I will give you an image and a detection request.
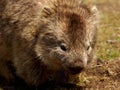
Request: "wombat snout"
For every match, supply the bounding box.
[66,59,85,74]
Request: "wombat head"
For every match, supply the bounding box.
[35,0,99,74]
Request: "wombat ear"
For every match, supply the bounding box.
[90,5,99,27]
[90,5,98,15]
[80,0,83,3]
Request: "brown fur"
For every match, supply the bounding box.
[0,0,99,88]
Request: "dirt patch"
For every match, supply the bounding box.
[77,58,120,90]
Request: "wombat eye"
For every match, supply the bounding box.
[86,46,90,50]
[86,42,92,51]
[60,43,68,52]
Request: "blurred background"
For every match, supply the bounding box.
[85,0,120,60]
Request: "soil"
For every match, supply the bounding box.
[79,58,120,90]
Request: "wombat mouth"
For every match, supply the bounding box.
[68,66,84,75]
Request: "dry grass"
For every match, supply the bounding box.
[78,58,120,90]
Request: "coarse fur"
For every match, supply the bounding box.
[0,0,99,88]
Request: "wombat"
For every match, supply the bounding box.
[0,0,99,88]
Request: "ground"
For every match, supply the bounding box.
[78,58,120,90]
[93,0,120,60]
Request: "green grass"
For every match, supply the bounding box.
[85,0,120,60]
[97,12,120,60]
[84,0,107,4]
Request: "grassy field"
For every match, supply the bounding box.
[85,0,120,60]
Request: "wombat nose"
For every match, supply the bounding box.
[68,66,83,74]
[60,43,68,51]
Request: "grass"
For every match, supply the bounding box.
[85,0,120,60]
